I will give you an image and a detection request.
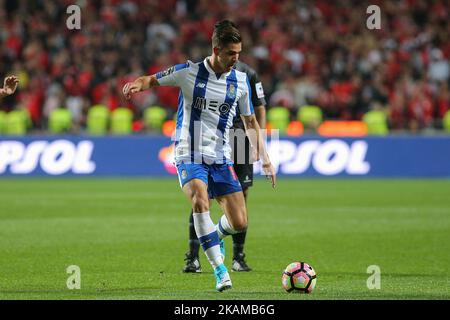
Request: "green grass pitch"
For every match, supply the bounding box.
[0,178,449,300]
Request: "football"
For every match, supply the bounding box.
[282,262,317,293]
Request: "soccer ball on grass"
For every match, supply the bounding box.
[281,262,317,293]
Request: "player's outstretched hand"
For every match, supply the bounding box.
[262,162,276,188]
[122,80,143,100]
[1,75,19,96]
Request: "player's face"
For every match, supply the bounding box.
[217,42,241,72]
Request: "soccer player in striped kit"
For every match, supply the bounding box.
[123,20,276,292]
[182,57,267,274]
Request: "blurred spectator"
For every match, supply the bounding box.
[436,82,450,121]
[428,48,450,83]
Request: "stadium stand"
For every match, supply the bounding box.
[144,106,168,132]
[87,105,109,135]
[286,120,304,137]
[48,108,72,134]
[267,107,290,133]
[0,1,448,135]
[443,110,450,133]
[298,105,323,130]
[4,109,30,135]
[363,110,389,136]
[0,110,6,134]
[110,107,133,135]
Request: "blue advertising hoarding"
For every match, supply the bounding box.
[0,136,449,177]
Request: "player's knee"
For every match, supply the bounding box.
[192,195,209,213]
[234,221,247,233]
[232,214,248,232]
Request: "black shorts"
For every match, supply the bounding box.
[231,130,253,189]
[234,163,253,189]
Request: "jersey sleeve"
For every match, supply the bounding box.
[238,75,255,116]
[155,62,190,87]
[249,72,267,108]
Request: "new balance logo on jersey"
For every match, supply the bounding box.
[196,82,206,88]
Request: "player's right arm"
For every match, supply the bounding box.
[122,62,190,100]
[123,75,159,100]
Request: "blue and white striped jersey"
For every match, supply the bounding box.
[156,57,255,164]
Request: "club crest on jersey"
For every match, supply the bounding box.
[226,83,237,100]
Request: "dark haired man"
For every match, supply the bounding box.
[183,57,267,273]
[123,20,275,292]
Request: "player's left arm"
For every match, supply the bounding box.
[238,72,274,185]
[242,113,276,188]
[0,75,19,98]
[238,74,275,187]
[254,105,266,130]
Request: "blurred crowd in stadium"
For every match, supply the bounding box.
[0,0,449,135]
